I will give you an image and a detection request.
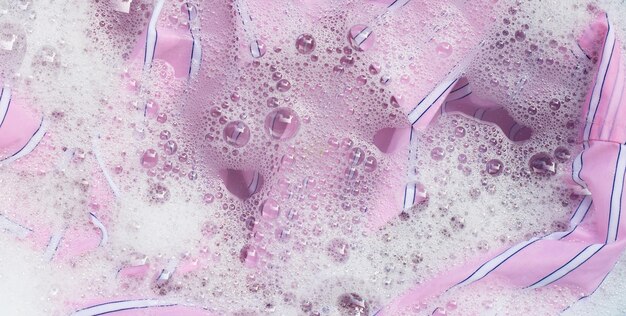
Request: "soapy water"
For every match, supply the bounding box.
[1,0,626,315]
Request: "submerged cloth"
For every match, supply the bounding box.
[381,13,626,315]
[1,1,626,315]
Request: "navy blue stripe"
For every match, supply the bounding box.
[410,79,457,124]
[569,196,588,221]
[576,151,584,185]
[76,299,143,311]
[448,91,471,103]
[560,258,619,313]
[143,29,149,65]
[0,92,11,128]
[507,123,517,136]
[450,82,469,93]
[586,19,614,142]
[527,244,605,288]
[353,27,372,44]
[189,39,195,77]
[606,145,622,243]
[387,0,401,8]
[0,118,45,162]
[154,30,158,63]
[559,201,593,240]
[455,238,541,286]
[92,303,177,316]
[0,215,34,232]
[402,184,408,207]
[576,42,592,60]
[613,149,625,242]
[188,6,195,77]
[615,146,626,241]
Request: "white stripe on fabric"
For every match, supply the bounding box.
[527,244,605,289]
[571,16,614,189]
[248,171,260,195]
[455,196,593,286]
[607,144,626,242]
[250,40,262,58]
[600,53,624,140]
[143,0,165,71]
[43,230,64,261]
[452,14,620,297]
[236,0,265,59]
[583,16,615,145]
[607,69,626,141]
[353,27,373,47]
[387,0,412,11]
[0,118,47,165]
[407,45,481,126]
[157,257,179,284]
[474,108,486,120]
[527,141,625,288]
[456,237,541,287]
[0,86,11,128]
[441,82,471,114]
[572,151,586,188]
[447,82,471,101]
[235,0,253,26]
[0,214,32,239]
[509,123,523,139]
[89,212,109,246]
[92,134,121,198]
[187,4,202,78]
[403,182,416,209]
[71,299,177,316]
[408,78,458,125]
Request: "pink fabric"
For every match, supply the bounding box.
[379,13,626,315]
[2,2,625,315]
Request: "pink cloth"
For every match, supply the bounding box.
[379,13,626,315]
[2,1,625,315]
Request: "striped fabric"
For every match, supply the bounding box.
[139,0,201,78]
[441,78,533,142]
[135,0,202,115]
[70,299,212,316]
[0,85,47,165]
[381,13,626,315]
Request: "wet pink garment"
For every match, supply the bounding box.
[2,1,625,315]
[379,13,626,315]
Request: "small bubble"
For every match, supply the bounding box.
[554,146,571,162]
[368,63,381,75]
[141,149,159,168]
[276,79,291,92]
[295,34,316,54]
[436,42,453,58]
[260,199,280,220]
[529,152,557,175]
[223,121,251,147]
[486,159,504,176]
[327,238,349,263]
[163,140,178,155]
[549,98,561,110]
[264,107,300,141]
[431,147,445,161]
